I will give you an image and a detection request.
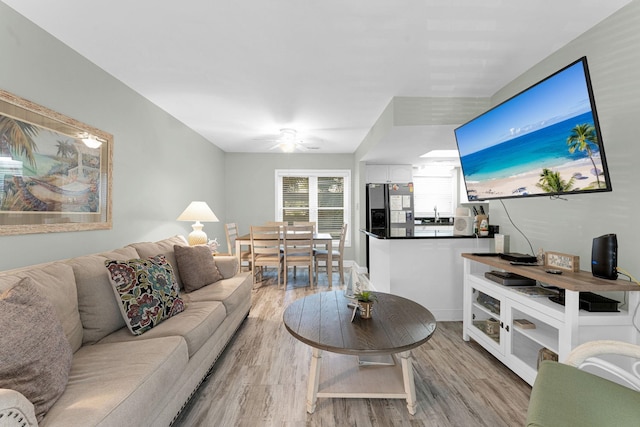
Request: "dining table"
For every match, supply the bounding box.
[235,232,335,288]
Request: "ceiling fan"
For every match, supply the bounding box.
[256,128,319,152]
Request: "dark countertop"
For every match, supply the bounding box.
[414,218,455,225]
[362,229,493,240]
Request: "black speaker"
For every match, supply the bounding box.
[591,234,618,280]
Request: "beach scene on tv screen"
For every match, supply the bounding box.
[456,60,608,200]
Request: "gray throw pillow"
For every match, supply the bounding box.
[0,277,73,422]
[174,245,224,292]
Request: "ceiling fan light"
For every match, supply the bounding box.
[279,128,297,142]
[280,141,296,152]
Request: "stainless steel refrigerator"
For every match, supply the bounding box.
[366,183,415,237]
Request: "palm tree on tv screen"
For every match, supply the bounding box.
[537,168,575,193]
[566,123,602,188]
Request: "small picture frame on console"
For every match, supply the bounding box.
[537,347,558,369]
[545,251,580,272]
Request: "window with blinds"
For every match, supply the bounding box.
[276,170,350,245]
[413,175,455,218]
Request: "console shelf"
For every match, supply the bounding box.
[462,254,640,386]
[513,323,558,353]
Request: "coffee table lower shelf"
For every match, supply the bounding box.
[307,349,417,414]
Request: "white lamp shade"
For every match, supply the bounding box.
[177,201,218,245]
[177,201,219,222]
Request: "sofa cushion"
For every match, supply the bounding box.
[212,255,240,279]
[98,301,227,357]
[174,244,224,292]
[0,262,83,353]
[105,255,185,336]
[184,272,252,315]
[128,235,188,289]
[66,247,139,345]
[41,337,188,427]
[0,277,73,422]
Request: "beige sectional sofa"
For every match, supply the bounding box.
[0,236,252,427]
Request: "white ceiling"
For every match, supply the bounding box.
[2,0,631,163]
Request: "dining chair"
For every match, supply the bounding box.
[225,223,251,271]
[265,221,287,227]
[314,223,347,285]
[283,225,315,288]
[250,225,283,286]
[292,222,317,275]
[265,221,287,253]
[293,221,316,232]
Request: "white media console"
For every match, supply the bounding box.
[462,254,640,386]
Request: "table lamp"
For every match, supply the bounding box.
[177,201,219,245]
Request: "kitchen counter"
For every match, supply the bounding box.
[364,229,492,321]
[362,229,490,239]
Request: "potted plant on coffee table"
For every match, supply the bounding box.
[353,290,377,319]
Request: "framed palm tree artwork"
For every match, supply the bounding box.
[0,89,112,235]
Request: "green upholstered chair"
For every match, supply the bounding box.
[526,340,640,427]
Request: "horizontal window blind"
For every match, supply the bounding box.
[282,177,310,223]
[318,177,344,238]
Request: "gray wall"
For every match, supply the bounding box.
[224,152,355,259]
[0,4,227,269]
[488,1,640,272]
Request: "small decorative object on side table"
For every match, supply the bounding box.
[207,238,220,253]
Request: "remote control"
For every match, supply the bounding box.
[510,261,539,266]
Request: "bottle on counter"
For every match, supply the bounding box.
[479,219,489,236]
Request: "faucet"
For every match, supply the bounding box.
[434,205,439,223]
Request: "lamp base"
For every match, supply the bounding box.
[188,221,208,246]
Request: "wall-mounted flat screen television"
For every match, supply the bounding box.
[454,57,612,201]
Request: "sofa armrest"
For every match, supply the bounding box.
[213,256,239,279]
[565,340,640,391]
[0,389,38,427]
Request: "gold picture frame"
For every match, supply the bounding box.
[545,251,580,272]
[0,89,112,235]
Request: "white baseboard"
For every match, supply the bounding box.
[346,260,368,275]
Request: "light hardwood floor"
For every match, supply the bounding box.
[173,268,531,427]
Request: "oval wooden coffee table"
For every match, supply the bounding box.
[283,290,437,414]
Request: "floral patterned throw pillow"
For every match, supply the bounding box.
[104,255,185,335]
